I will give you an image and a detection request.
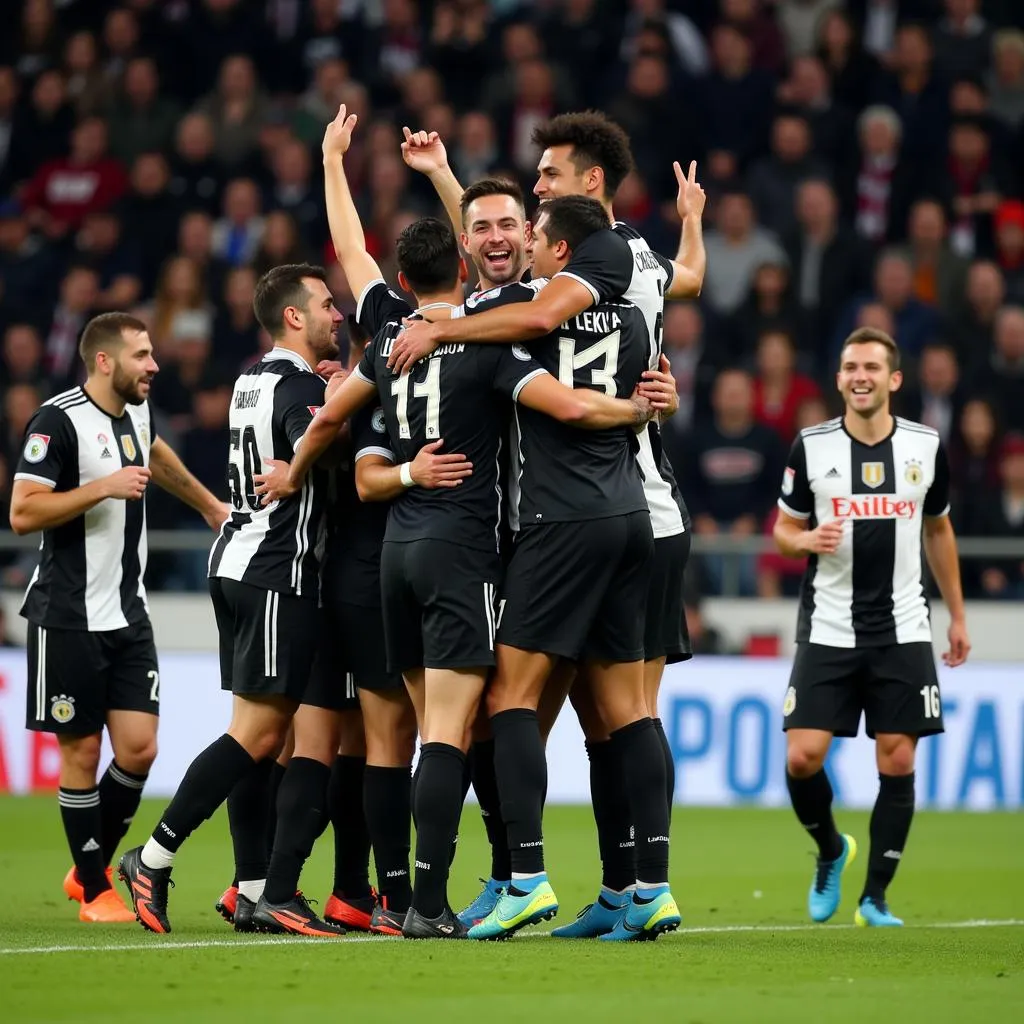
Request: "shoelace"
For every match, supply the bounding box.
[813,856,835,894]
[148,873,174,908]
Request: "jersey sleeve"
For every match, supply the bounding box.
[14,404,77,488]
[273,372,328,453]
[457,280,546,317]
[652,249,674,292]
[556,228,634,306]
[924,439,951,517]
[355,278,412,337]
[778,434,813,520]
[490,345,549,402]
[352,402,396,464]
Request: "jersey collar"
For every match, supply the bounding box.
[265,346,313,373]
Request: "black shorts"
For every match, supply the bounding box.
[380,539,502,674]
[783,642,944,739]
[25,619,159,735]
[645,530,692,664]
[498,511,654,662]
[210,577,318,701]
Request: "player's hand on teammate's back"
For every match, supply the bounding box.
[316,360,344,378]
[105,466,151,501]
[388,319,442,374]
[325,370,349,400]
[943,618,971,668]
[674,160,706,221]
[411,440,473,488]
[401,127,449,175]
[638,354,679,416]
[254,459,296,505]
[628,388,655,426]
[804,520,844,555]
[323,104,358,158]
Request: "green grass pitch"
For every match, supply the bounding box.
[1,797,1022,1022]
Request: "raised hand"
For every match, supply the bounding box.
[323,104,358,158]
[674,160,707,221]
[400,126,449,176]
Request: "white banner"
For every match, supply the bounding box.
[1,652,1021,809]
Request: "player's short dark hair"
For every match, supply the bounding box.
[253,263,328,338]
[841,327,901,372]
[532,111,634,199]
[395,217,461,293]
[79,312,148,371]
[535,194,611,253]
[459,178,526,226]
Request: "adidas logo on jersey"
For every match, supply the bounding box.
[100,447,112,459]
[825,467,840,478]
[831,496,918,520]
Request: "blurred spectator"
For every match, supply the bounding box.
[211,178,265,267]
[0,66,19,194]
[169,112,223,215]
[720,0,787,75]
[137,254,208,356]
[148,308,213,433]
[751,329,822,444]
[974,433,1024,598]
[728,260,802,361]
[252,210,310,278]
[63,29,108,116]
[0,203,62,320]
[196,54,270,169]
[952,258,1005,358]
[968,305,1024,432]
[542,0,617,108]
[897,198,970,320]
[266,138,324,251]
[661,302,719,438]
[13,0,61,82]
[776,54,856,170]
[2,323,47,391]
[621,0,710,78]
[993,199,1024,301]
[176,210,228,309]
[988,29,1024,131]
[933,0,993,80]
[183,0,270,102]
[212,265,260,370]
[3,382,42,472]
[777,1,843,60]
[10,69,75,188]
[901,342,963,443]
[367,0,425,104]
[73,207,142,312]
[683,568,727,655]
[121,152,181,294]
[949,396,1003,535]
[100,6,143,91]
[817,7,878,112]
[495,59,560,177]
[41,265,98,389]
[450,111,502,186]
[294,57,349,141]
[107,56,181,166]
[428,1,491,110]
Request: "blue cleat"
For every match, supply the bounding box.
[468,879,558,940]
[809,833,857,922]
[855,897,904,927]
[456,877,508,927]
[599,887,681,942]
[551,891,629,938]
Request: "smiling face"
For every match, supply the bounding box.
[109,329,159,405]
[299,276,342,362]
[528,211,570,280]
[534,145,596,202]
[462,193,528,288]
[837,341,901,419]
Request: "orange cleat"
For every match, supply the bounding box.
[79,888,136,923]
[324,890,376,932]
[63,865,114,903]
[215,884,238,924]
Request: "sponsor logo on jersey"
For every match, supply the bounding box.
[50,694,75,723]
[119,435,136,461]
[781,466,795,496]
[783,686,797,717]
[861,462,885,488]
[904,460,923,485]
[23,433,50,463]
[372,407,386,433]
[512,344,532,362]
[831,496,918,520]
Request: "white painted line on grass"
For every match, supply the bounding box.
[2,919,1021,956]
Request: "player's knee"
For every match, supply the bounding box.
[61,733,103,777]
[115,735,158,774]
[877,737,916,776]
[786,745,825,778]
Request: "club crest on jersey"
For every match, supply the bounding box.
[904,460,923,486]
[50,695,75,723]
[861,462,885,488]
[119,435,136,461]
[372,408,387,433]
[97,432,109,445]
[23,433,50,463]
[781,466,795,496]
[512,344,531,362]
[783,686,797,717]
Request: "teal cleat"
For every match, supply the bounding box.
[599,888,681,942]
[467,880,558,940]
[456,877,508,927]
[809,833,857,923]
[855,897,904,927]
[551,893,629,938]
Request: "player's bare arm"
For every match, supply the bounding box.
[254,372,377,503]
[9,468,151,535]
[400,128,465,240]
[355,441,474,501]
[323,104,383,302]
[773,509,844,558]
[517,373,656,428]
[665,160,706,300]
[149,437,229,531]
[922,514,971,668]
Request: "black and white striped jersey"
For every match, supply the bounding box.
[14,386,155,631]
[208,347,327,598]
[778,416,951,647]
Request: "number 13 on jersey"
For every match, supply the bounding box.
[558,331,620,395]
[392,359,442,439]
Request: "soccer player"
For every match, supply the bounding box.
[773,327,970,927]
[118,263,342,934]
[256,104,658,938]
[10,312,228,923]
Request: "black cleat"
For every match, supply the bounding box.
[402,905,469,940]
[118,846,173,934]
[234,893,258,933]
[252,892,345,937]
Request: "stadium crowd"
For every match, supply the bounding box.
[0,0,1023,601]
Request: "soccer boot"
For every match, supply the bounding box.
[252,892,345,937]
[468,879,558,941]
[118,846,174,934]
[456,877,508,927]
[552,892,630,938]
[808,834,857,923]
[600,888,681,942]
[79,888,137,923]
[855,897,904,927]
[369,897,406,936]
[215,884,238,924]
[233,893,258,933]
[402,905,469,939]
[324,889,376,932]
[63,865,114,903]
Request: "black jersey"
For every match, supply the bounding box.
[354,278,546,552]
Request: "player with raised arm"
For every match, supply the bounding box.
[118,264,343,934]
[774,327,970,928]
[10,312,227,923]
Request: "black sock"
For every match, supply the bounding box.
[59,786,109,901]
[329,755,371,898]
[364,765,412,912]
[151,734,254,855]
[227,757,274,883]
[586,740,635,892]
[264,757,331,904]
[411,742,465,919]
[471,739,510,880]
[97,762,147,866]
[786,769,843,860]
[610,718,669,886]
[862,773,915,903]
[653,719,675,818]
[449,752,473,867]
[264,760,286,861]
[493,708,546,876]
[410,760,422,830]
